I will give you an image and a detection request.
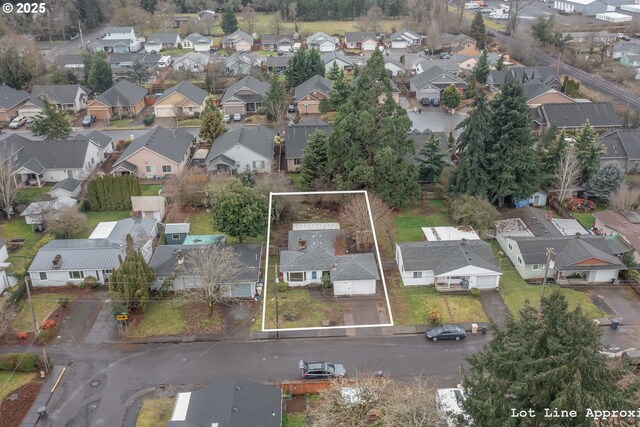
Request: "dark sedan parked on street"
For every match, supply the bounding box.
[299,360,346,379]
[426,324,466,342]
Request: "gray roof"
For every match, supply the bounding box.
[331,253,379,281]
[165,223,190,234]
[307,32,339,46]
[94,39,132,48]
[345,32,376,43]
[56,54,85,67]
[261,34,294,45]
[266,55,291,68]
[504,206,565,238]
[397,240,500,275]
[104,27,134,34]
[440,33,474,46]
[384,56,405,70]
[31,85,88,106]
[206,127,275,167]
[538,102,621,129]
[406,128,454,166]
[221,75,270,104]
[418,59,460,74]
[294,75,333,102]
[280,229,342,272]
[600,129,640,160]
[166,378,281,427]
[606,234,633,255]
[321,51,354,66]
[390,28,423,41]
[184,33,213,44]
[0,83,30,109]
[49,178,82,194]
[522,80,555,101]
[488,70,508,87]
[83,131,113,149]
[410,66,467,91]
[221,30,254,45]
[11,138,101,172]
[115,126,194,166]
[507,66,559,85]
[21,197,77,217]
[157,80,207,105]
[513,235,625,271]
[285,118,331,159]
[109,52,162,66]
[95,79,147,107]
[150,244,261,281]
[146,32,180,44]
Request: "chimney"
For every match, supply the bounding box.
[52,254,62,270]
[546,210,553,221]
[461,238,467,246]
[177,250,184,264]
[298,239,307,250]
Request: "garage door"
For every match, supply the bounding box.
[417,88,439,101]
[319,45,334,52]
[229,283,253,298]
[333,280,376,296]
[89,107,110,120]
[475,275,498,289]
[391,41,407,49]
[155,106,174,118]
[223,104,244,115]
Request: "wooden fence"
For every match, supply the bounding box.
[549,197,574,219]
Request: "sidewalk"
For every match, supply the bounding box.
[19,366,66,427]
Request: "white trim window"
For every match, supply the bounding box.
[413,271,422,279]
[517,257,523,266]
[532,264,541,270]
[39,272,47,280]
[145,165,156,173]
[287,272,305,282]
[69,271,84,279]
[162,165,172,173]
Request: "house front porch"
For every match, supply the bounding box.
[435,283,472,294]
[14,172,44,187]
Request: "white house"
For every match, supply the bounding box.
[21,197,78,229]
[395,239,501,290]
[384,57,405,76]
[48,178,82,199]
[103,27,137,42]
[389,29,424,49]
[205,127,275,174]
[306,32,339,52]
[131,196,167,220]
[145,32,181,53]
[344,32,377,50]
[182,33,213,52]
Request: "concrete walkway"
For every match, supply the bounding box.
[479,290,510,328]
[19,366,66,427]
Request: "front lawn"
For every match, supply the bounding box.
[109,118,135,128]
[160,48,190,56]
[573,212,596,230]
[13,293,70,333]
[0,372,36,402]
[283,413,307,427]
[178,118,201,127]
[394,199,450,242]
[140,184,164,196]
[136,397,174,427]
[127,300,223,337]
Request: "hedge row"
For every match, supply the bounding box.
[86,175,141,211]
[0,353,40,372]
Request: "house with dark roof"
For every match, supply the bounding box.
[306,32,339,52]
[266,55,290,74]
[294,75,333,115]
[321,51,355,73]
[144,32,181,53]
[28,217,158,286]
[167,378,281,427]
[0,83,30,123]
[206,126,275,173]
[495,206,625,283]
[531,102,622,132]
[414,58,461,76]
[486,70,508,91]
[165,223,190,245]
[221,30,254,52]
[86,79,147,122]
[344,32,378,50]
[261,34,295,53]
[506,66,561,89]
[521,80,575,108]
[219,52,259,75]
[109,53,164,71]
[284,118,331,171]
[406,129,454,175]
[594,210,640,262]
[150,244,262,296]
[48,178,82,199]
[280,223,380,296]
[600,129,640,171]
[153,80,208,119]
[182,33,213,52]
[220,75,270,115]
[389,28,424,49]
[395,239,501,290]
[111,127,195,178]
[440,33,477,53]
[410,66,467,101]
[18,85,90,116]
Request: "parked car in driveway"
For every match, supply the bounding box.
[426,324,466,341]
[82,114,97,127]
[223,114,230,123]
[420,98,431,106]
[431,98,440,107]
[9,115,27,129]
[233,113,242,122]
[299,360,346,379]
[25,117,34,128]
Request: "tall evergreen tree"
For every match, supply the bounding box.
[450,91,492,196]
[416,134,446,183]
[140,0,156,13]
[31,98,72,140]
[88,52,113,93]
[264,74,287,126]
[442,84,461,111]
[328,68,351,111]
[221,6,238,34]
[495,53,506,71]
[327,61,341,81]
[576,120,605,183]
[473,50,490,84]
[211,180,268,243]
[285,48,325,87]
[488,81,538,207]
[199,95,225,145]
[109,234,155,313]
[82,53,94,85]
[539,130,568,189]
[469,12,486,49]
[586,163,624,200]
[325,50,420,208]
[299,131,330,190]
[463,292,638,426]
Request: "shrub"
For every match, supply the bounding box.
[37,326,60,345]
[193,111,200,118]
[7,282,26,305]
[13,234,55,279]
[256,106,267,115]
[283,311,300,321]
[143,113,155,126]
[81,276,98,289]
[0,353,40,372]
[277,282,289,293]
[628,269,640,283]
[428,310,442,325]
[57,297,70,308]
[470,288,480,299]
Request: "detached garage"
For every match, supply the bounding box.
[331,253,380,296]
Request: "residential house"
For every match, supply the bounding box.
[4,134,102,186]
[284,118,331,171]
[600,128,640,171]
[413,59,461,76]
[103,27,137,42]
[21,197,78,230]
[78,131,114,159]
[306,32,339,52]
[0,83,30,123]
[321,51,355,74]
[451,55,477,75]
[613,42,640,60]
[406,129,454,173]
[145,32,181,53]
[154,80,207,119]
[395,237,501,290]
[182,33,213,52]
[28,217,158,286]
[531,102,622,133]
[486,70,508,92]
[173,52,210,72]
[167,378,281,427]
[220,75,270,115]
[389,28,423,49]
[294,75,333,115]
[0,238,10,292]
[344,32,378,50]
[495,206,625,283]
[384,56,405,76]
[131,196,167,220]
[109,53,165,71]
[266,55,290,74]
[410,66,467,101]
[221,30,254,52]
[112,127,195,178]
[55,54,85,73]
[19,85,89,116]
[280,223,380,296]
[221,52,259,75]
[522,80,576,108]
[594,210,640,262]
[86,79,147,122]
[150,244,261,296]
[621,54,640,68]
[48,178,82,199]
[165,223,190,245]
[261,34,295,53]
[205,126,275,174]
[440,33,479,56]
[92,27,139,53]
[506,66,562,90]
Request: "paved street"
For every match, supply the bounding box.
[41,25,107,64]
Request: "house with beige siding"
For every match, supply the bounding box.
[220,75,270,116]
[0,83,29,123]
[221,30,254,52]
[86,79,147,122]
[111,127,195,178]
[294,75,332,115]
[154,80,208,119]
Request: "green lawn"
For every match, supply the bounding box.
[160,48,191,56]
[573,212,596,230]
[13,293,69,332]
[393,286,488,325]
[288,173,304,191]
[243,13,404,35]
[187,211,213,234]
[283,413,307,427]
[0,218,43,266]
[178,118,201,127]
[73,211,131,239]
[109,119,135,128]
[15,186,52,203]
[140,184,164,196]
[394,200,450,242]
[127,302,186,337]
[0,372,36,402]
[136,398,174,427]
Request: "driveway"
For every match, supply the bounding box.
[407,107,466,135]
[479,290,509,328]
[584,286,640,324]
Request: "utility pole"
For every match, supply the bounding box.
[540,247,554,309]
[78,20,85,48]
[24,277,40,343]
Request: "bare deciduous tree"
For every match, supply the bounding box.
[338,193,395,253]
[507,0,537,33]
[269,12,283,35]
[254,172,293,224]
[45,206,87,238]
[287,2,297,23]
[357,5,383,33]
[186,244,248,318]
[609,183,640,213]
[553,149,581,203]
[510,29,535,65]
[164,167,207,208]
[241,6,257,34]
[0,149,18,218]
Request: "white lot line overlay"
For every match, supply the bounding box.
[261,190,394,332]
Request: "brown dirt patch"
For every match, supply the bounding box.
[0,380,44,427]
[165,206,206,223]
[284,395,307,413]
[182,302,224,335]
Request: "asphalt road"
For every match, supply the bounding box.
[42,25,107,64]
